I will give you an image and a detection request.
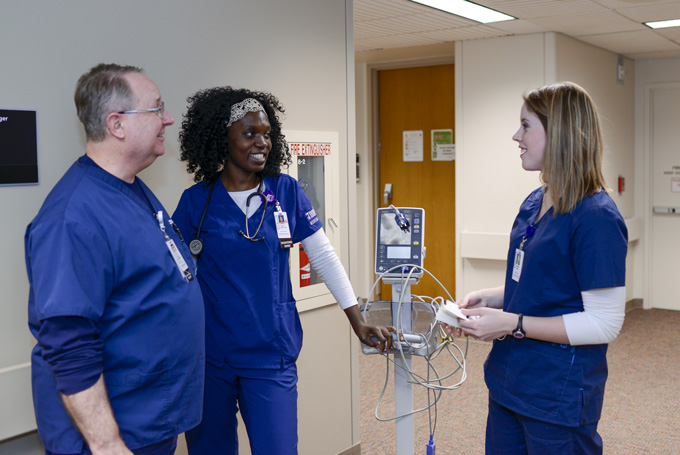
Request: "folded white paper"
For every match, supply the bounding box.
[435,300,468,328]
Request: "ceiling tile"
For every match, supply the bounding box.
[578,29,680,53]
[417,25,510,42]
[602,2,680,22]
[354,0,421,22]
[488,19,550,35]
[625,48,680,60]
[530,11,647,35]
[654,26,680,41]
[480,0,609,19]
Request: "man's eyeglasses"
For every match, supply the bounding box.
[117,101,164,118]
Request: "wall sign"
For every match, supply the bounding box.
[0,109,38,185]
[403,130,423,162]
[672,177,680,193]
[431,129,455,161]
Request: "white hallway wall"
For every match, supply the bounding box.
[634,57,680,309]
[0,1,360,454]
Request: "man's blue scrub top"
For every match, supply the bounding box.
[485,187,627,427]
[26,156,205,454]
[173,174,321,370]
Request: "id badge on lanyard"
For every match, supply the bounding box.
[511,249,524,282]
[273,203,293,249]
[156,211,194,282]
[512,225,535,282]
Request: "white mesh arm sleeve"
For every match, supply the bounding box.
[562,287,626,345]
[301,230,357,310]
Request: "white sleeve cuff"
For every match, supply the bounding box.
[563,287,626,345]
[301,230,357,310]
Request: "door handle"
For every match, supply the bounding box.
[384,183,393,205]
[653,206,680,214]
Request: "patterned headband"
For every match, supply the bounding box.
[226,98,265,128]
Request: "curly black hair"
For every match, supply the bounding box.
[179,86,291,183]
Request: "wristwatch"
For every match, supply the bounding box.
[512,314,526,339]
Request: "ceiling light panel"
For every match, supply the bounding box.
[475,0,605,20]
[409,0,514,23]
[645,19,680,29]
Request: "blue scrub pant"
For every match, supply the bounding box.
[486,399,603,455]
[46,437,177,455]
[186,361,298,455]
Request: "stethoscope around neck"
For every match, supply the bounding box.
[189,178,268,257]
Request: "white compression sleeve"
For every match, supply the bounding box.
[562,287,626,345]
[301,230,357,310]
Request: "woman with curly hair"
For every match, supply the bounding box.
[172,87,395,454]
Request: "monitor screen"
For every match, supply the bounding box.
[379,212,411,246]
[375,207,423,277]
[387,245,411,259]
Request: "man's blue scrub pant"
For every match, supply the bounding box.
[486,398,603,455]
[46,437,178,455]
[186,361,298,455]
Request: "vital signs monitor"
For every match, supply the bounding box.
[375,206,425,278]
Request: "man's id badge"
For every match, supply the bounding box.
[511,248,524,282]
[274,210,293,249]
[166,238,194,282]
[157,210,194,282]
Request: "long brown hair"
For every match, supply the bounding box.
[523,82,610,214]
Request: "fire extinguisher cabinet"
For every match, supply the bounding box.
[284,130,341,312]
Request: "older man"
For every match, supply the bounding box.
[25,64,204,455]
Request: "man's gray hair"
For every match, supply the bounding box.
[74,63,143,142]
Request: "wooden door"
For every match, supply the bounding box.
[378,64,455,301]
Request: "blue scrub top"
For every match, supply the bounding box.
[485,187,627,427]
[26,156,205,453]
[173,174,322,370]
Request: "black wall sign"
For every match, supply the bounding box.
[0,109,38,185]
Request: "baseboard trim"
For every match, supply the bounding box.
[337,442,361,455]
[626,298,643,312]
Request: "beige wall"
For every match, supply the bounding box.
[0,1,359,454]
[455,33,549,295]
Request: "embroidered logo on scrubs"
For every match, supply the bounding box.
[263,190,276,204]
[305,209,319,225]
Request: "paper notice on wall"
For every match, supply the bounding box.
[432,129,455,161]
[403,130,423,162]
[672,177,680,193]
